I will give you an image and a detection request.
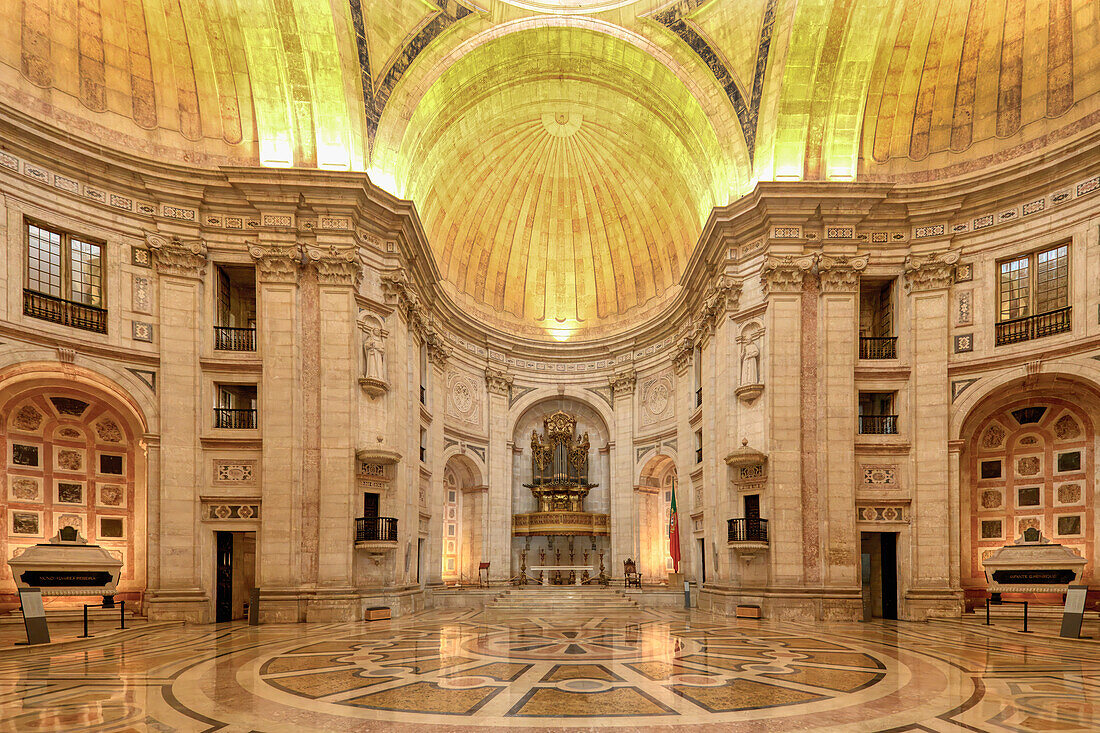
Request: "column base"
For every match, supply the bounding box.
[903,587,964,621]
[146,589,210,623]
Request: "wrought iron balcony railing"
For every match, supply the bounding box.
[24,289,107,334]
[728,518,769,543]
[859,415,898,435]
[214,408,257,429]
[355,516,398,543]
[995,307,1071,346]
[214,326,256,351]
[859,336,897,360]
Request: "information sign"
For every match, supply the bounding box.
[1059,585,1089,639]
[19,588,50,645]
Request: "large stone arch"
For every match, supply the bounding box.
[636,451,678,581]
[0,358,152,613]
[440,451,486,583]
[953,368,1100,605]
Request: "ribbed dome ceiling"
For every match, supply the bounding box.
[396,28,729,340]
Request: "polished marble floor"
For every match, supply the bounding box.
[1,607,1098,731]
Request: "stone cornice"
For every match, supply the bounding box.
[904,249,960,292]
[146,234,207,279]
[485,367,512,396]
[760,255,814,294]
[305,245,362,287]
[818,254,869,293]
[248,243,302,283]
[608,369,637,398]
[671,336,693,374]
[426,331,451,368]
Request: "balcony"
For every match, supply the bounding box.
[727,518,769,559]
[859,336,897,360]
[24,289,107,334]
[995,307,1071,346]
[214,408,257,430]
[859,415,898,435]
[214,326,256,351]
[355,516,399,554]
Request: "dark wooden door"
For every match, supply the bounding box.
[216,532,233,623]
[744,494,760,519]
[363,492,379,518]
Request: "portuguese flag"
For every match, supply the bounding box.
[669,480,681,573]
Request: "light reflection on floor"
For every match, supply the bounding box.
[0,607,1098,731]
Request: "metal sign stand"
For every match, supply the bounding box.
[17,588,50,645]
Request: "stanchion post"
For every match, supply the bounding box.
[1023,601,1029,633]
[985,598,990,625]
[119,600,125,630]
[78,604,92,639]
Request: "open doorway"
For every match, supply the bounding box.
[860,532,897,620]
[697,538,706,583]
[215,531,257,622]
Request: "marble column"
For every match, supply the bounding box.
[817,254,867,620]
[903,250,962,619]
[304,246,360,621]
[609,369,637,574]
[760,255,814,614]
[145,234,208,622]
[249,243,305,622]
[485,367,513,581]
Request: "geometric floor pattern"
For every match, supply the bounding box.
[0,607,1098,731]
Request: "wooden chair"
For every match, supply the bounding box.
[624,558,642,588]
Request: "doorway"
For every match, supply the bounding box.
[364,491,379,518]
[697,538,706,583]
[860,532,897,620]
[215,531,257,623]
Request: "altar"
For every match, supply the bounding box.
[528,565,594,585]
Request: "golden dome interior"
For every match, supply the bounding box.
[2,0,1098,338]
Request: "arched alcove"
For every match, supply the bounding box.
[510,396,611,580]
[957,373,1099,605]
[637,452,677,582]
[0,366,149,613]
[441,453,484,584]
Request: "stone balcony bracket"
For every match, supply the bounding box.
[359,376,390,399]
[734,383,764,403]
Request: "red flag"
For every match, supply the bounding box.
[669,480,681,573]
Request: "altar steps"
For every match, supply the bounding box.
[485,586,641,613]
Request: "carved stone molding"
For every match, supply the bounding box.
[608,369,637,398]
[760,255,814,294]
[146,234,208,279]
[485,367,513,396]
[248,243,302,283]
[697,275,741,333]
[671,336,693,374]
[425,332,451,368]
[903,250,960,292]
[305,245,362,287]
[817,254,869,292]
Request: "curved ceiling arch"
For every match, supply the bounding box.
[380,25,734,340]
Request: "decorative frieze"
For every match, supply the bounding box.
[817,254,868,292]
[485,367,513,396]
[248,243,302,283]
[213,460,257,485]
[146,234,208,279]
[903,249,960,292]
[760,255,814,294]
[204,504,260,521]
[861,465,897,486]
[305,245,362,287]
[857,505,908,523]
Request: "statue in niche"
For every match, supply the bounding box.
[363,329,385,381]
[740,339,761,385]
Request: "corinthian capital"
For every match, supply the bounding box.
[609,369,637,398]
[904,250,960,292]
[817,254,869,292]
[305,245,362,287]
[760,255,814,294]
[485,367,513,396]
[146,234,207,278]
[248,243,302,283]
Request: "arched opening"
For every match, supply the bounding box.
[511,396,610,582]
[959,375,1098,608]
[1,378,148,614]
[637,453,677,582]
[441,454,483,584]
